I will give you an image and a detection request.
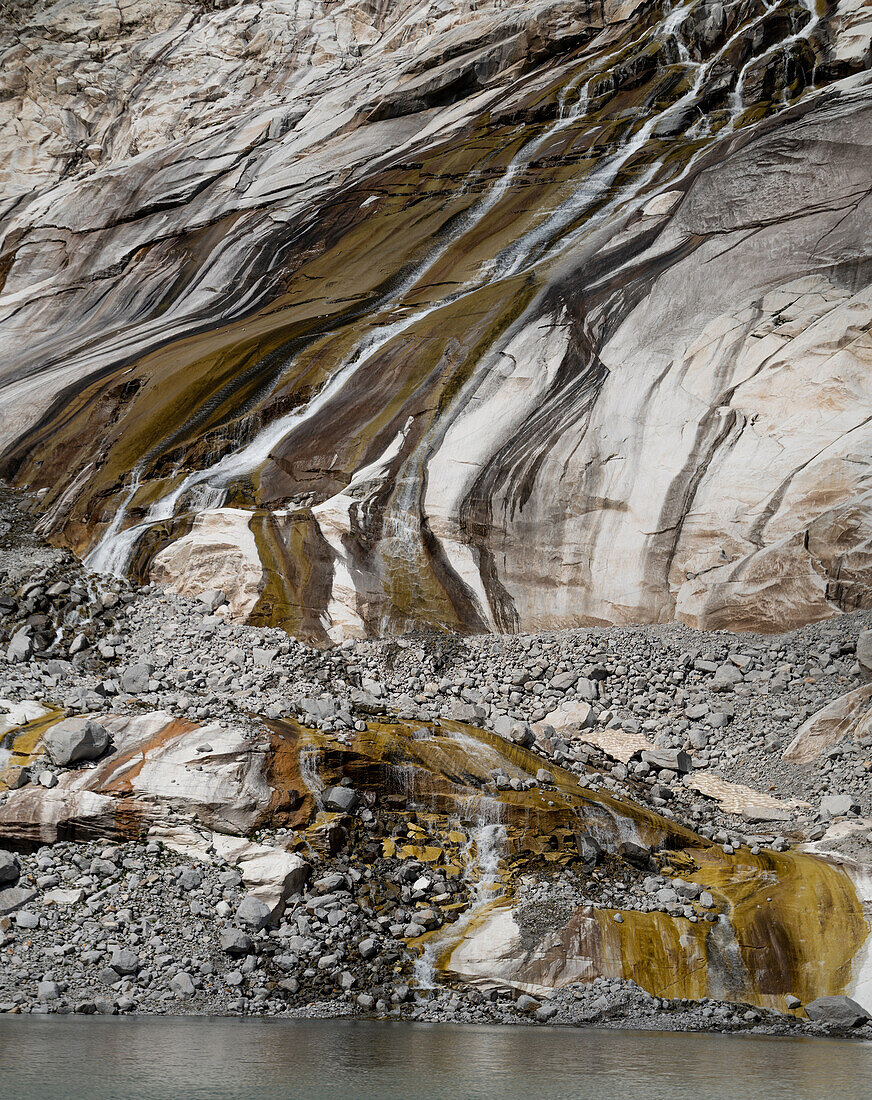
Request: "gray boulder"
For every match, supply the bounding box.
[5,766,30,789]
[120,662,153,694]
[710,663,743,691]
[197,589,226,612]
[576,678,598,701]
[110,948,140,975]
[857,630,872,681]
[170,972,195,997]
[618,841,652,869]
[820,794,860,819]
[227,647,246,668]
[314,871,349,893]
[0,849,20,886]
[177,868,202,891]
[641,748,691,774]
[6,630,32,662]
[805,995,870,1027]
[300,697,338,722]
[0,885,37,915]
[235,895,272,930]
[574,833,603,867]
[508,724,535,748]
[43,718,110,766]
[323,786,360,814]
[220,927,253,956]
[253,647,279,667]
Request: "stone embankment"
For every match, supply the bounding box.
[0,486,870,1036]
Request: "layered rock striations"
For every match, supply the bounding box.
[1,1,872,641]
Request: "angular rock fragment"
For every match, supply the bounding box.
[43,718,110,767]
[805,995,870,1027]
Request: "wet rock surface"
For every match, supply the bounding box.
[0,487,870,1035]
[2,1,872,645]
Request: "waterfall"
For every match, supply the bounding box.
[705,914,752,1002]
[87,0,831,589]
[298,743,325,807]
[85,74,609,578]
[413,802,507,995]
[85,465,144,575]
[725,0,821,135]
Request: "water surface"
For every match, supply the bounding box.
[1,1017,870,1099]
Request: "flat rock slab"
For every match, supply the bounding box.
[685,772,809,821]
[783,684,872,763]
[580,728,657,765]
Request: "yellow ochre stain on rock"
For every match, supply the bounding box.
[0,709,66,785]
[279,715,870,1007]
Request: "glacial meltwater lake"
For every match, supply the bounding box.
[1,1017,870,1099]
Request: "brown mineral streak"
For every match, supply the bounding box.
[280,715,867,1007]
[94,718,200,794]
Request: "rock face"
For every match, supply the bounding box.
[0,711,305,843]
[783,684,872,763]
[0,1,871,641]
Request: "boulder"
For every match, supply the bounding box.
[574,833,603,867]
[197,589,226,612]
[220,927,253,956]
[110,948,140,975]
[314,871,349,893]
[508,724,535,749]
[618,841,652,869]
[783,685,872,763]
[0,886,37,915]
[0,848,20,885]
[857,630,872,680]
[710,663,743,691]
[120,662,153,694]
[641,748,691,774]
[820,794,860,819]
[300,698,338,723]
[536,701,594,736]
[5,766,30,789]
[234,894,272,930]
[169,972,196,997]
[549,672,579,691]
[805,995,870,1027]
[6,630,32,662]
[43,718,110,766]
[323,786,360,814]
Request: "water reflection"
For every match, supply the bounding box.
[1,1017,870,1100]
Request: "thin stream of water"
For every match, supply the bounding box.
[84,5,688,576]
[87,0,828,585]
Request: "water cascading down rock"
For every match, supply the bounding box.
[1,0,871,642]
